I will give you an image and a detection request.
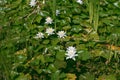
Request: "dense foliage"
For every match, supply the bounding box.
[0,0,120,80]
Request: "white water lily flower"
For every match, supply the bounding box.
[66,46,78,60]
[57,31,66,38]
[34,32,44,39]
[45,17,53,24]
[29,0,36,7]
[76,0,83,4]
[46,28,55,35]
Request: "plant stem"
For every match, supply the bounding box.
[87,0,100,32]
[52,0,56,32]
[93,0,99,32]
[0,50,10,80]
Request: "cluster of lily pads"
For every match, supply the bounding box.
[33,16,78,60]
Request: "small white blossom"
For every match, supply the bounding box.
[114,1,119,7]
[57,31,66,38]
[43,0,45,4]
[56,10,60,16]
[46,28,55,35]
[45,17,53,24]
[66,46,78,60]
[29,0,36,7]
[76,0,83,4]
[34,32,44,39]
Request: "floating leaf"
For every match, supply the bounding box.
[98,74,116,80]
[66,73,77,80]
[54,60,66,69]
[16,73,31,80]
[79,73,95,80]
[56,50,65,61]
[51,70,60,80]
[43,40,50,44]
[78,50,91,61]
